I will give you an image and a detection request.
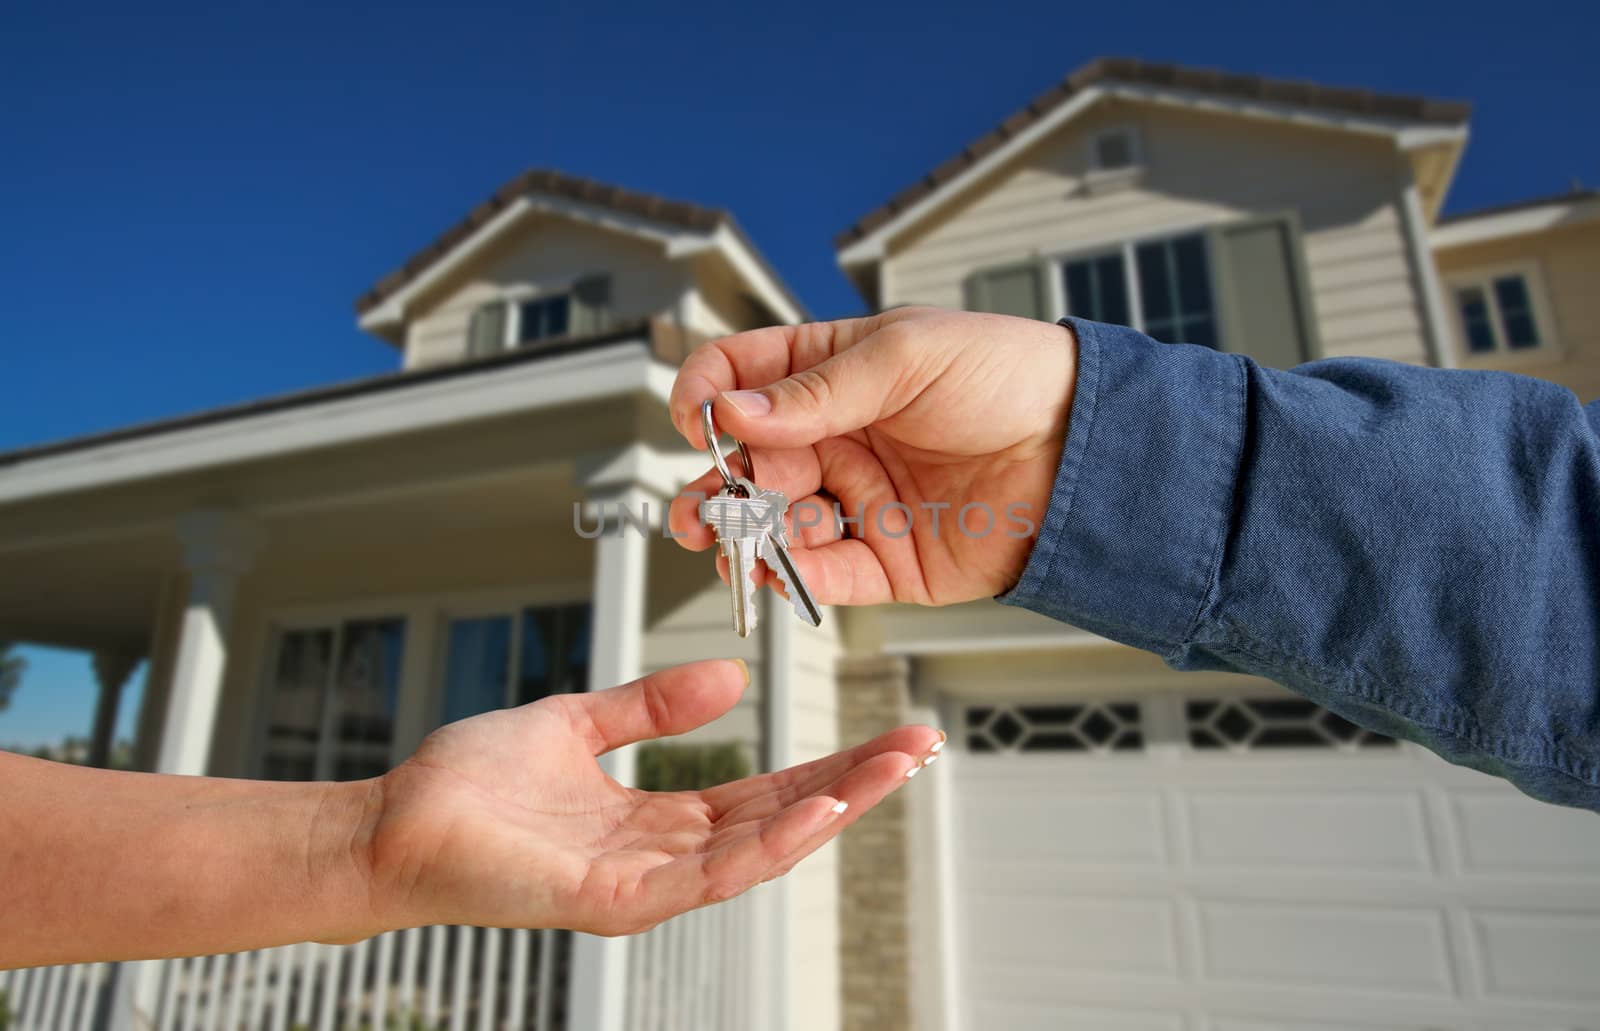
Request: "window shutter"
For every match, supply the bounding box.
[571,275,612,336]
[1210,216,1319,368]
[466,302,506,358]
[964,261,1046,320]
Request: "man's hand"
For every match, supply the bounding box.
[668,307,1076,606]
[368,660,938,936]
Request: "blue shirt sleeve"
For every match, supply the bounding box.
[1000,316,1600,811]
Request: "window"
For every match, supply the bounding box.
[1060,231,1219,349]
[259,617,407,781]
[1187,697,1396,752]
[440,603,591,724]
[1451,270,1546,355]
[1090,127,1141,171]
[517,294,571,345]
[963,701,1143,754]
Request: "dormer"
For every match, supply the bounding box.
[355,170,806,369]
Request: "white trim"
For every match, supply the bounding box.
[0,340,669,506]
[1441,260,1561,362]
[837,87,1107,266]
[837,81,1466,266]
[358,196,679,332]
[1430,194,1600,250]
[1400,178,1456,369]
[667,223,805,325]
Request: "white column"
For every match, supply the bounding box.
[156,510,263,775]
[119,511,261,1031]
[567,473,657,1031]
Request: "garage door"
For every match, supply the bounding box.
[948,691,1600,1030]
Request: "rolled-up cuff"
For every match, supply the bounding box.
[999,317,1248,658]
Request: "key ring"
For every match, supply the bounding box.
[701,399,756,493]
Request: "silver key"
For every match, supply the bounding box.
[701,487,774,637]
[698,400,824,636]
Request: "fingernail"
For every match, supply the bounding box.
[904,766,920,779]
[732,658,750,686]
[930,738,945,754]
[830,800,849,815]
[723,390,772,417]
[922,754,939,767]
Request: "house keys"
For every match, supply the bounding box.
[699,400,822,637]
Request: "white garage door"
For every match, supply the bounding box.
[948,691,1600,1030]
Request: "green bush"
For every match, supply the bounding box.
[0,987,12,1031]
[636,742,752,791]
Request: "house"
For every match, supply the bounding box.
[830,58,1600,1031]
[3,57,1600,1031]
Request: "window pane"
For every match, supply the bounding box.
[1096,254,1130,325]
[1136,234,1217,348]
[442,616,512,724]
[517,604,593,706]
[1095,132,1133,170]
[1174,235,1210,314]
[544,295,570,338]
[1493,275,1540,349]
[330,618,406,781]
[1063,253,1130,326]
[1455,286,1496,353]
[1136,242,1172,321]
[261,628,333,782]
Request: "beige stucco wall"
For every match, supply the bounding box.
[402,212,694,369]
[880,98,1432,365]
[1433,220,1600,401]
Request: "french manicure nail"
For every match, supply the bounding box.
[904,766,920,779]
[922,754,939,767]
[723,390,772,417]
[830,800,849,815]
[930,739,945,753]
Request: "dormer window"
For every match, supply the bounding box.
[463,275,611,359]
[1093,127,1140,171]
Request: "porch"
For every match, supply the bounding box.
[0,337,839,1030]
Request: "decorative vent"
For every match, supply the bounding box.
[964,702,1143,754]
[1186,697,1397,751]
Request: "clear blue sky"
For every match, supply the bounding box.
[1,0,1595,747]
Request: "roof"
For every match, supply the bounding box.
[835,56,1472,252]
[356,169,732,316]
[1437,188,1598,226]
[0,322,651,471]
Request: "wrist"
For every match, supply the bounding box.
[304,777,390,943]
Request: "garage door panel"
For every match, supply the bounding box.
[963,896,1181,976]
[1451,791,1600,875]
[1207,1018,1423,1031]
[1199,901,1454,992]
[1472,910,1600,1002]
[961,789,1167,865]
[984,999,1184,1030]
[1186,789,1432,871]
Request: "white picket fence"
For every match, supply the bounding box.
[0,893,760,1031]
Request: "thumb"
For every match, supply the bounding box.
[712,331,923,449]
[565,659,749,756]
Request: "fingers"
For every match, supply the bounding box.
[563,660,750,756]
[701,724,940,820]
[669,319,883,447]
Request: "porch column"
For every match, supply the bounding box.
[88,651,141,769]
[568,447,674,1031]
[156,510,263,775]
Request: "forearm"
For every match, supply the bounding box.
[1004,317,1600,809]
[0,751,386,968]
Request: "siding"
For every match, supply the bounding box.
[403,213,692,369]
[1434,220,1600,401]
[883,98,1430,365]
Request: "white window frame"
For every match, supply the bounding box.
[1046,218,1221,336]
[1442,261,1559,362]
[248,581,590,778]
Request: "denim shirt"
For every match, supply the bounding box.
[1000,317,1600,812]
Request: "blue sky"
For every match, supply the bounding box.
[2,0,1596,748]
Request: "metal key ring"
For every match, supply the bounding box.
[701,399,756,491]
